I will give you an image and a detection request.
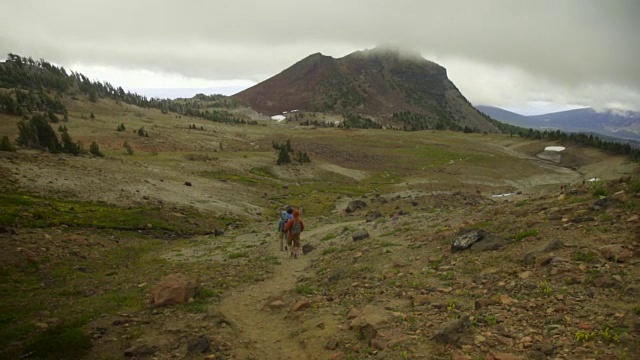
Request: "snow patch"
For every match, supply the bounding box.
[545,146,566,152]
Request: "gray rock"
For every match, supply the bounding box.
[352,230,370,241]
[188,337,210,353]
[451,230,485,252]
[124,345,158,357]
[365,211,382,222]
[543,239,564,252]
[433,315,471,344]
[324,337,339,350]
[345,200,367,213]
[469,234,511,252]
[302,244,314,254]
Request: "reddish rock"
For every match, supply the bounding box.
[290,299,312,312]
[153,273,198,307]
[412,295,432,306]
[268,300,285,310]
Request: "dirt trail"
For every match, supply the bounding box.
[216,226,313,360]
[216,220,360,360]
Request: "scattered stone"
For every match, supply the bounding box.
[153,273,198,307]
[347,308,361,319]
[124,345,158,357]
[290,299,312,312]
[327,269,345,283]
[359,323,378,344]
[268,300,285,310]
[184,181,192,186]
[433,315,471,344]
[543,239,564,252]
[345,200,367,213]
[593,275,616,288]
[599,244,633,262]
[571,216,595,223]
[475,298,494,310]
[523,251,538,266]
[302,244,314,254]
[532,343,556,356]
[451,230,485,252]
[412,295,431,307]
[188,336,210,353]
[352,229,370,241]
[324,337,339,350]
[492,353,525,360]
[365,211,382,222]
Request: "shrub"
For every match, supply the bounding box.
[0,135,16,152]
[137,127,148,137]
[60,127,84,155]
[588,180,608,197]
[277,146,291,165]
[117,123,126,132]
[89,141,104,157]
[123,141,133,155]
[17,113,61,152]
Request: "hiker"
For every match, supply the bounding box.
[284,209,305,259]
[276,210,289,251]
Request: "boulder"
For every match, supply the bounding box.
[153,273,198,307]
[352,230,370,241]
[451,230,485,252]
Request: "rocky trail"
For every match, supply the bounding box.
[217,232,311,359]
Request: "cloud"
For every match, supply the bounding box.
[1,0,639,111]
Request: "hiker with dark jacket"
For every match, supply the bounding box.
[284,209,305,259]
[276,210,289,251]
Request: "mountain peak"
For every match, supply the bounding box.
[233,48,499,133]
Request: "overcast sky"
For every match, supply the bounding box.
[1,0,639,115]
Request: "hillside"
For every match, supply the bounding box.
[234,48,500,133]
[478,105,640,143]
[2,87,640,359]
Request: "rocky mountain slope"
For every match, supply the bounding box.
[234,48,500,133]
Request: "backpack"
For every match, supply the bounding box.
[290,220,302,235]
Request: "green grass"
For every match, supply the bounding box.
[572,249,596,263]
[0,193,223,233]
[200,170,261,184]
[22,321,92,360]
[228,251,249,259]
[512,229,539,241]
[294,284,314,295]
[249,166,276,178]
[320,233,337,242]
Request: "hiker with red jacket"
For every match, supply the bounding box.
[284,209,305,259]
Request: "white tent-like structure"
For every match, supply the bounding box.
[271,115,286,122]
